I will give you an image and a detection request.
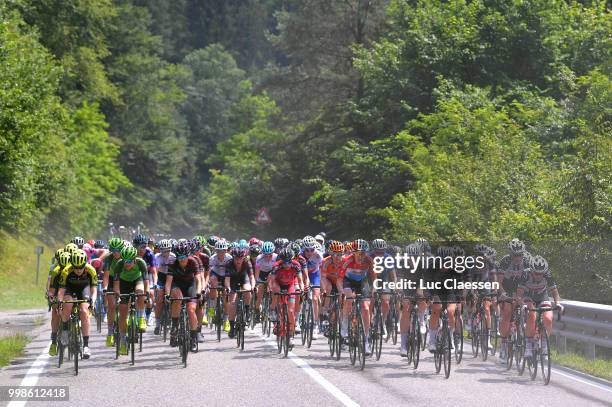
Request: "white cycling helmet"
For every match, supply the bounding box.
[303,236,317,250]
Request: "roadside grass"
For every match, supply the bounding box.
[0,334,30,367]
[552,349,612,381]
[0,231,55,311]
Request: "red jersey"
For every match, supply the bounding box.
[321,256,345,281]
[271,260,302,286]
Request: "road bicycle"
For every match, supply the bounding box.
[347,293,369,371]
[323,291,342,361]
[57,299,89,375]
[405,296,422,369]
[117,292,148,365]
[369,291,384,361]
[234,289,251,350]
[169,296,199,367]
[274,290,301,357]
[525,304,562,385]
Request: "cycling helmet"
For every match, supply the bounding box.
[294,239,303,249]
[231,246,248,258]
[437,246,454,257]
[315,234,325,246]
[64,243,79,254]
[279,248,294,263]
[158,239,170,250]
[71,249,88,267]
[215,239,229,251]
[530,255,548,274]
[123,240,132,248]
[87,239,95,246]
[94,239,106,249]
[248,237,261,247]
[70,236,85,248]
[508,238,525,255]
[318,232,327,239]
[371,239,387,251]
[55,248,65,261]
[262,241,275,254]
[452,246,465,257]
[121,246,137,261]
[82,243,94,257]
[474,244,488,255]
[193,235,205,246]
[485,246,497,260]
[58,251,72,267]
[207,235,219,248]
[108,238,123,250]
[274,238,284,248]
[405,243,419,256]
[249,244,262,256]
[353,239,369,252]
[202,246,211,256]
[290,242,301,255]
[302,236,317,250]
[344,241,353,252]
[148,237,155,245]
[191,239,201,252]
[329,240,344,253]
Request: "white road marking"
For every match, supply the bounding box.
[258,333,360,407]
[552,368,612,393]
[7,343,51,407]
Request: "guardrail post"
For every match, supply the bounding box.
[586,343,596,359]
[556,334,566,353]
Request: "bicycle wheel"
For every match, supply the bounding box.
[505,333,514,370]
[114,320,120,360]
[162,305,169,342]
[454,312,463,364]
[239,308,245,351]
[443,324,451,379]
[283,303,290,358]
[471,314,479,357]
[215,299,222,342]
[540,331,551,385]
[249,294,257,331]
[96,297,102,333]
[516,315,526,375]
[57,337,64,368]
[276,305,282,354]
[348,310,357,366]
[261,293,269,335]
[374,310,383,361]
[390,305,398,345]
[434,331,442,374]
[421,312,428,351]
[306,300,314,349]
[328,306,336,358]
[357,311,366,371]
[490,309,499,355]
[130,312,136,365]
[480,315,488,361]
[413,315,421,370]
[300,301,308,346]
[71,320,79,375]
[334,302,342,361]
[181,310,189,367]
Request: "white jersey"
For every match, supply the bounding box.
[304,249,324,274]
[155,252,176,275]
[255,253,278,275]
[209,253,233,277]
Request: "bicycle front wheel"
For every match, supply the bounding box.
[130,312,136,365]
[454,313,463,364]
[470,315,479,357]
[283,304,290,358]
[357,311,366,371]
[443,325,451,379]
[540,331,551,385]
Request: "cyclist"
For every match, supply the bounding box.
[340,239,374,355]
[100,238,124,347]
[466,244,497,351]
[57,249,97,359]
[517,255,563,358]
[398,243,425,357]
[302,236,324,339]
[70,236,85,249]
[370,238,397,336]
[153,239,176,335]
[112,246,148,355]
[249,244,261,275]
[270,247,305,348]
[426,246,462,353]
[224,245,255,338]
[498,238,531,361]
[47,251,72,356]
[133,234,157,324]
[208,239,233,333]
[320,240,346,334]
[166,241,202,352]
[192,236,210,340]
[255,241,277,323]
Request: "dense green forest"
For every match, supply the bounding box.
[0,0,610,243]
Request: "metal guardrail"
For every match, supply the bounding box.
[553,300,612,359]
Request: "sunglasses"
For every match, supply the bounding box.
[332,253,343,257]
[177,255,188,260]
[124,259,134,264]
[111,248,121,253]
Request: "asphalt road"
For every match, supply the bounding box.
[1,314,610,407]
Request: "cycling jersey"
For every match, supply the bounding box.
[195,252,210,273]
[59,264,98,291]
[499,254,530,294]
[341,253,373,282]
[103,254,121,277]
[225,259,253,290]
[49,265,67,289]
[112,258,148,282]
[271,260,302,286]
[155,252,176,275]
[140,247,157,269]
[519,269,556,298]
[167,257,201,283]
[255,253,277,281]
[209,253,233,278]
[320,256,344,281]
